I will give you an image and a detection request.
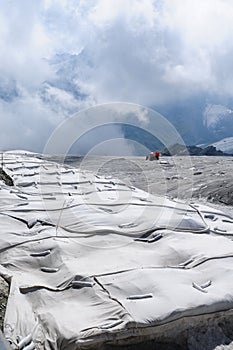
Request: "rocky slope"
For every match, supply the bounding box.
[162,144,228,156]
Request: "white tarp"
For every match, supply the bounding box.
[0,152,233,349]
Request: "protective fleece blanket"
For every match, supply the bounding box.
[0,152,233,350]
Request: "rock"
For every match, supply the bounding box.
[0,168,14,186]
[0,277,9,330]
[162,144,228,156]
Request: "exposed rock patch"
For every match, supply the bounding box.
[0,168,14,186]
[0,277,9,330]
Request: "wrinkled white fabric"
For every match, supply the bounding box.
[0,152,233,349]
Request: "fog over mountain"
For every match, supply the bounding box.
[1,0,233,153]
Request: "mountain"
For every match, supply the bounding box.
[157,100,233,146]
[210,137,233,154]
[162,143,227,156]
[42,53,233,149]
[2,51,233,153]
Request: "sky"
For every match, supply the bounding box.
[1,0,233,152]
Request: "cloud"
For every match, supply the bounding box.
[203,104,233,128]
[1,0,233,151]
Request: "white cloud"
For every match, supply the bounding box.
[1,0,233,151]
[163,0,233,48]
[203,104,233,128]
[55,0,233,104]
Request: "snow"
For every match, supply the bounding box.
[211,137,233,154]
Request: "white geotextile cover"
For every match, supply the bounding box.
[0,152,233,349]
